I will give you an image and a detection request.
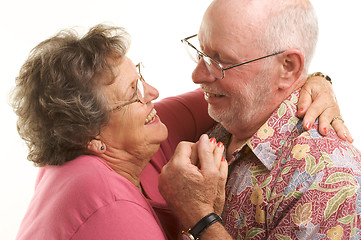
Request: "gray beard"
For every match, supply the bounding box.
[208,70,272,134]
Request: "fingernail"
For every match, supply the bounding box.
[210,138,217,144]
[305,122,311,130]
[297,108,304,114]
[344,133,353,143]
[221,157,226,162]
[323,128,328,135]
[217,142,224,148]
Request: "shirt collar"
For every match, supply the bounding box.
[208,89,303,170]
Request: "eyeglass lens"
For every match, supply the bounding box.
[202,55,223,79]
[136,78,145,104]
[183,41,223,79]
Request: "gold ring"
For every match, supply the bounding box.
[331,116,344,125]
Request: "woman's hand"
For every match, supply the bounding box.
[297,75,353,143]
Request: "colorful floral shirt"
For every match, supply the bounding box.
[208,89,361,240]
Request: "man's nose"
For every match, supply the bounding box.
[192,59,217,84]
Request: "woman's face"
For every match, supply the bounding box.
[100,56,168,159]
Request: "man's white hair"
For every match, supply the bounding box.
[255,0,319,73]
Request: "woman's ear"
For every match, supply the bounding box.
[278,49,304,90]
[87,138,106,154]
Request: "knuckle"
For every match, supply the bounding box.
[219,174,227,183]
[178,141,188,148]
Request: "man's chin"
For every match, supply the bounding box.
[209,108,231,125]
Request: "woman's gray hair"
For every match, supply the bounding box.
[256,0,319,73]
[10,24,131,166]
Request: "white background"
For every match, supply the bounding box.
[1,1,360,239]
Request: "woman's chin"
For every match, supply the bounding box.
[146,116,168,144]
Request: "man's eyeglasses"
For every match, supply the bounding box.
[112,63,146,111]
[181,34,285,80]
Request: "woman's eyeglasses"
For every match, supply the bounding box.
[112,63,146,111]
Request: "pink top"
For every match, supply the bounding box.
[16,155,167,240]
[17,89,214,240]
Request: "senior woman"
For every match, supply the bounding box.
[12,24,223,240]
[12,24,346,240]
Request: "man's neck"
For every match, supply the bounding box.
[226,135,247,160]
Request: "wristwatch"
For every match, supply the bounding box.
[181,213,222,240]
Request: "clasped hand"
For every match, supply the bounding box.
[158,134,228,229]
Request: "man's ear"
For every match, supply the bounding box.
[278,49,304,90]
[87,138,106,154]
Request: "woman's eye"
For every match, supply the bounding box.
[128,84,137,100]
[128,91,136,100]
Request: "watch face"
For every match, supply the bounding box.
[182,234,192,240]
[182,232,195,240]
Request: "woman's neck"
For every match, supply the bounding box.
[100,148,152,192]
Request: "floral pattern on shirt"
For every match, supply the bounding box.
[208,89,361,239]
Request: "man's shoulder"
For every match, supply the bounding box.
[286,127,361,175]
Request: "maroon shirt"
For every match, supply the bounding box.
[142,88,215,239]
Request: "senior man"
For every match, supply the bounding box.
[159,0,361,239]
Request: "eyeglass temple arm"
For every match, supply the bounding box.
[182,34,198,42]
[224,50,286,71]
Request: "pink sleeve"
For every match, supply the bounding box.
[155,88,215,153]
[71,201,167,240]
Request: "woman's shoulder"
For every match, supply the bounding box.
[18,155,163,240]
[40,155,146,204]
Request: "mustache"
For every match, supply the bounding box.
[200,84,227,96]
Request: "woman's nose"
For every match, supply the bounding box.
[144,82,159,103]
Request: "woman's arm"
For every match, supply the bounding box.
[155,88,216,152]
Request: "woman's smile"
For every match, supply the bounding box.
[145,108,158,125]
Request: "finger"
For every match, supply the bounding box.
[344,127,354,143]
[193,137,217,167]
[303,89,337,131]
[317,110,334,136]
[217,157,228,198]
[219,157,228,182]
[297,86,313,118]
[197,134,217,171]
[314,93,340,134]
[332,120,353,143]
[299,75,335,130]
[213,158,228,215]
[190,141,199,165]
[171,141,194,165]
[301,100,323,131]
[213,141,224,169]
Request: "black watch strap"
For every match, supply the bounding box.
[188,213,222,239]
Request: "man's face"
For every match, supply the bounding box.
[191,2,275,137]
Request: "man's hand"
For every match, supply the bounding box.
[158,134,228,229]
[297,76,353,143]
